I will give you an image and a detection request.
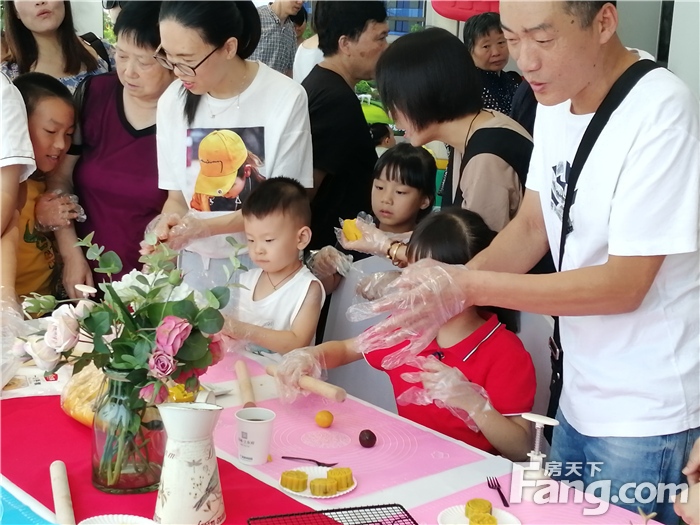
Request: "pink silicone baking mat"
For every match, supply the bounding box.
[201,352,267,384]
[409,473,662,524]
[214,395,485,500]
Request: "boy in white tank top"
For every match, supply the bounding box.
[222,177,325,363]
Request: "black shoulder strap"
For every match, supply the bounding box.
[557,59,661,271]
[81,32,111,72]
[453,127,533,206]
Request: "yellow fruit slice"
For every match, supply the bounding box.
[342,219,362,241]
[315,410,334,428]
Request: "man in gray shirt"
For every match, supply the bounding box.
[250,0,303,76]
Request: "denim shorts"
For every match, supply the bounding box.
[550,410,700,525]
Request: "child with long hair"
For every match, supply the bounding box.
[309,142,436,293]
[278,207,536,461]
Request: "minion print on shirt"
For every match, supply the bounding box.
[189,128,266,212]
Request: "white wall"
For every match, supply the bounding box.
[71,0,104,37]
[616,1,662,59]
[668,0,700,99]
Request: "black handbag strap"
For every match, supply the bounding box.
[556,59,661,271]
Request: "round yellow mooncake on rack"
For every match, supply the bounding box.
[327,467,354,491]
[469,513,497,524]
[310,478,338,496]
[465,498,492,519]
[280,470,308,492]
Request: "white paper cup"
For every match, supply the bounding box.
[235,407,275,465]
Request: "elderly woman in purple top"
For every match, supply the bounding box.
[51,2,174,297]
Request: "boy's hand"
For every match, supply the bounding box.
[308,246,353,279]
[397,356,490,433]
[274,348,325,403]
[35,191,85,231]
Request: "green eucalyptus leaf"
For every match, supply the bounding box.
[190,350,213,370]
[136,275,150,286]
[211,286,230,309]
[85,243,104,261]
[172,300,198,322]
[175,331,209,361]
[75,232,94,247]
[134,339,153,363]
[144,232,157,246]
[196,308,224,334]
[84,310,111,336]
[95,251,122,275]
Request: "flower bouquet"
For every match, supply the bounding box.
[18,233,238,494]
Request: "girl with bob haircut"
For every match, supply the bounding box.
[141,0,313,302]
[1,0,112,91]
[277,207,536,461]
[375,27,532,233]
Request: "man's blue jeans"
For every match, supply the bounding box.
[550,410,700,525]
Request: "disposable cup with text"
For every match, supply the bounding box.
[235,407,275,465]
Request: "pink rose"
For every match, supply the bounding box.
[44,304,80,352]
[24,334,61,370]
[148,351,176,379]
[208,333,226,366]
[155,316,192,356]
[138,382,169,404]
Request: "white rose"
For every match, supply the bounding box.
[73,300,96,319]
[44,304,80,352]
[24,334,61,370]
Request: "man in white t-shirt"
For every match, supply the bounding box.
[353,2,699,523]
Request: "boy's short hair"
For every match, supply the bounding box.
[242,177,311,226]
[316,1,387,57]
[463,12,502,54]
[13,72,74,116]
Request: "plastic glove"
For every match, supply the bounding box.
[396,356,490,433]
[347,259,471,369]
[674,484,700,525]
[684,438,700,486]
[307,246,353,279]
[34,190,86,231]
[274,347,325,403]
[139,213,182,255]
[167,212,213,251]
[336,212,393,257]
[356,271,401,301]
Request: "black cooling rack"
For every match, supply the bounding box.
[247,503,419,525]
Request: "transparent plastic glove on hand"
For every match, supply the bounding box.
[336,212,392,257]
[355,271,401,301]
[396,357,490,433]
[34,190,85,231]
[139,213,182,256]
[274,347,326,403]
[167,212,213,251]
[307,246,353,279]
[348,259,470,368]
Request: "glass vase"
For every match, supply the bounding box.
[91,369,165,494]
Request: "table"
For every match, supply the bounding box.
[1,353,657,524]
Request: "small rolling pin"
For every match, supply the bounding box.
[266,364,347,403]
[235,359,256,408]
[50,460,76,525]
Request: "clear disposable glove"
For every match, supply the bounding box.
[274,347,326,403]
[347,259,471,369]
[356,271,401,301]
[336,212,392,257]
[396,356,490,433]
[167,212,213,251]
[139,213,182,256]
[34,190,86,231]
[307,246,353,279]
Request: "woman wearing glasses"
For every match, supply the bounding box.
[1,0,114,92]
[141,0,313,300]
[49,2,174,297]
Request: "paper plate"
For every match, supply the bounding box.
[279,466,357,499]
[437,506,521,525]
[78,515,158,525]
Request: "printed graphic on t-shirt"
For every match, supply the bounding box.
[188,127,266,212]
[23,223,55,270]
[550,160,577,234]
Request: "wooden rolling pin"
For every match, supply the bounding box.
[235,359,256,408]
[50,460,76,525]
[266,364,347,403]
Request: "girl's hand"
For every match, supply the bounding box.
[274,347,325,403]
[35,191,85,231]
[336,212,392,256]
[348,259,472,369]
[397,356,491,433]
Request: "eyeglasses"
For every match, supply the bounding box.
[102,0,126,9]
[152,44,222,77]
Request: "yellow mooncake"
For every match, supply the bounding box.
[342,219,362,241]
[469,514,497,524]
[310,478,338,496]
[465,498,492,519]
[327,467,354,491]
[280,470,308,492]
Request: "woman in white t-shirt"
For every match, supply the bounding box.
[143,0,313,297]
